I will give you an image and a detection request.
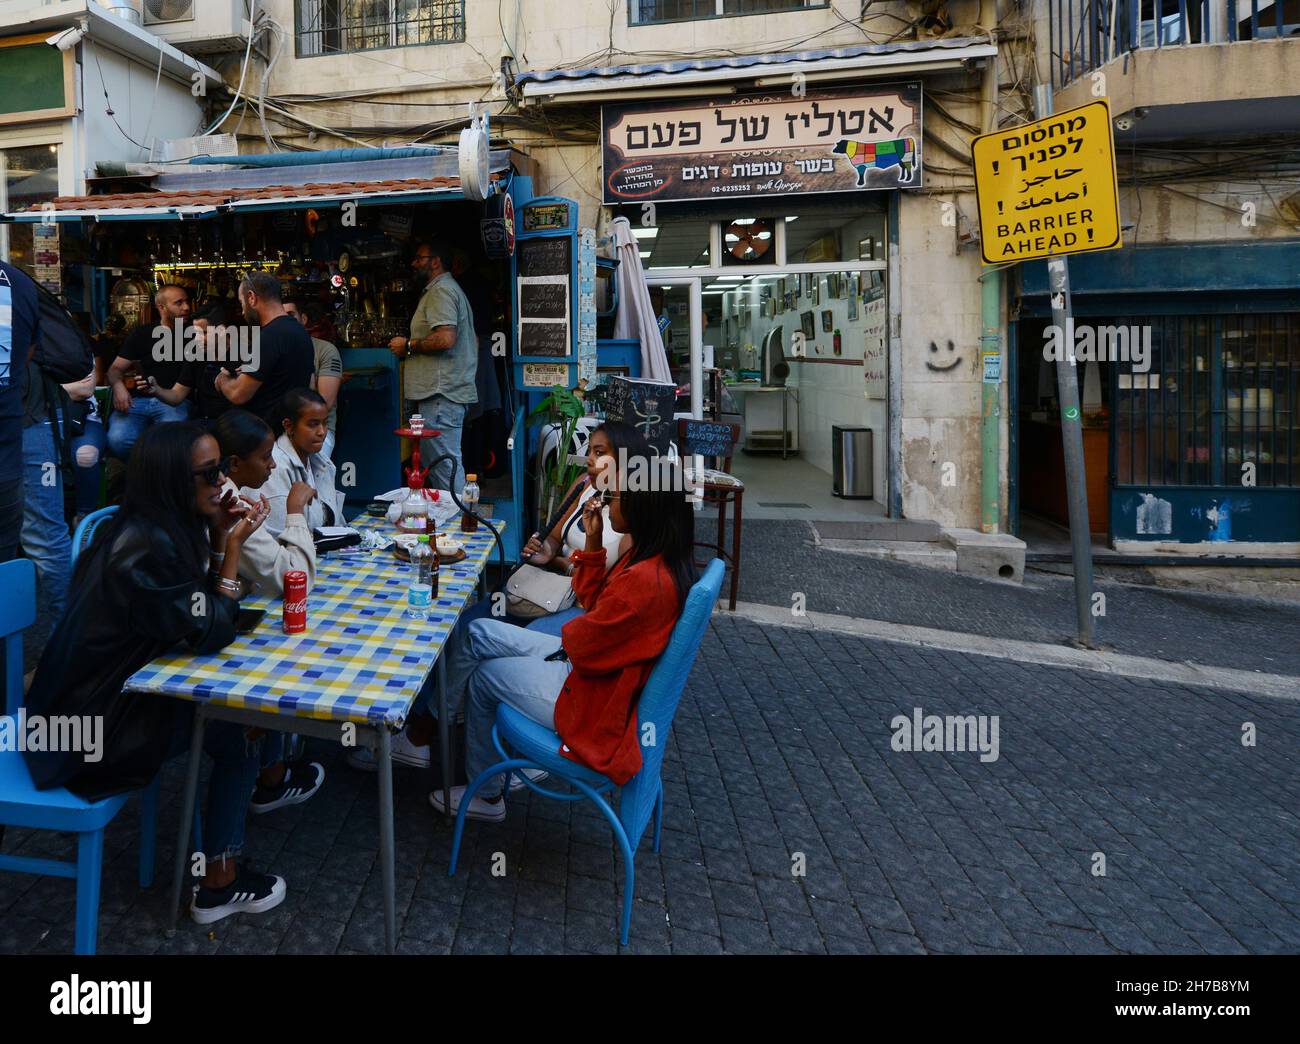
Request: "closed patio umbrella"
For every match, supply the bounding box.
[610,216,672,383]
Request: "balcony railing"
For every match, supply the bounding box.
[1050,0,1300,87]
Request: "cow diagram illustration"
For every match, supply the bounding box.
[831,136,919,186]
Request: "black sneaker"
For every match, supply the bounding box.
[190,866,287,925]
[249,759,325,814]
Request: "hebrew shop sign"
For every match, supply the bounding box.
[602,84,924,204]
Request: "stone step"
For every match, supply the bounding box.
[812,518,944,543]
[819,539,958,570]
[939,527,1027,583]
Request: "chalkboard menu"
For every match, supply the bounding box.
[519,281,567,319]
[517,236,571,278]
[680,419,738,459]
[516,234,573,359]
[519,321,569,357]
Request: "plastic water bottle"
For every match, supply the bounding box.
[404,536,433,620]
[460,473,480,533]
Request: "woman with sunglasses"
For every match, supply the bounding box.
[429,457,696,822]
[24,422,292,925]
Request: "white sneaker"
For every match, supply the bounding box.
[508,768,549,792]
[345,730,432,772]
[428,785,506,823]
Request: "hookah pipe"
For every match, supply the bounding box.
[422,452,507,582]
[503,475,591,585]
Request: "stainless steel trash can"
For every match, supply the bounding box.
[832,426,872,499]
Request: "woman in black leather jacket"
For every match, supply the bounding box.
[23,422,293,925]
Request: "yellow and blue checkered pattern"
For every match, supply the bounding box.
[124,517,503,729]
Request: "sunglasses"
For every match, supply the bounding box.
[192,458,230,487]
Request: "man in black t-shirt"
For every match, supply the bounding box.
[215,271,314,425]
[105,283,194,459]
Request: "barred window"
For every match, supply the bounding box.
[631,0,823,25]
[1114,313,1300,489]
[296,0,465,57]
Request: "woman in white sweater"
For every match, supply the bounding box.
[213,409,317,597]
[259,387,347,539]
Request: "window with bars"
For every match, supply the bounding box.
[1113,313,1300,489]
[631,0,824,25]
[296,0,464,57]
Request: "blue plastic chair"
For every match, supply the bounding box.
[69,506,199,889]
[0,559,133,954]
[450,559,724,945]
[70,506,118,564]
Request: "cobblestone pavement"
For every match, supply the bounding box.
[701,517,1300,677]
[3,615,1298,955]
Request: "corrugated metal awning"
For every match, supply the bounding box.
[517,37,997,100]
[3,152,513,223]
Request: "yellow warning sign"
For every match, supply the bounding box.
[972,99,1121,265]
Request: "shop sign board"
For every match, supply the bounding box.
[522,362,570,388]
[602,84,923,204]
[33,224,60,293]
[972,100,1121,264]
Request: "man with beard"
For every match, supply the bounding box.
[215,271,313,424]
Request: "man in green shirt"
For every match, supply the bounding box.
[388,241,478,492]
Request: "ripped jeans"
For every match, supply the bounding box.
[166,704,262,862]
[71,417,106,516]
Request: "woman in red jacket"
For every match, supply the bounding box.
[430,458,696,822]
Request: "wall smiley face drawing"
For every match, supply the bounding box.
[926,339,963,373]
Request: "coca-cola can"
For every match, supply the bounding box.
[283,571,308,634]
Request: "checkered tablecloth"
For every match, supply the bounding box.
[123,516,505,729]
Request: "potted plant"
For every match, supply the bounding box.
[527,383,587,521]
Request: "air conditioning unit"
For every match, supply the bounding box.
[141,0,253,56]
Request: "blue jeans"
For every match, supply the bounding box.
[408,394,467,494]
[107,396,191,459]
[458,618,571,799]
[21,418,71,658]
[166,705,263,862]
[71,417,106,516]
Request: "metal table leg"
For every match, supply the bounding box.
[168,706,206,933]
[436,653,452,821]
[376,726,395,954]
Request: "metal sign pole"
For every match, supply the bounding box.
[1033,85,1096,646]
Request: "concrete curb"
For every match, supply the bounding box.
[724,600,1300,702]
